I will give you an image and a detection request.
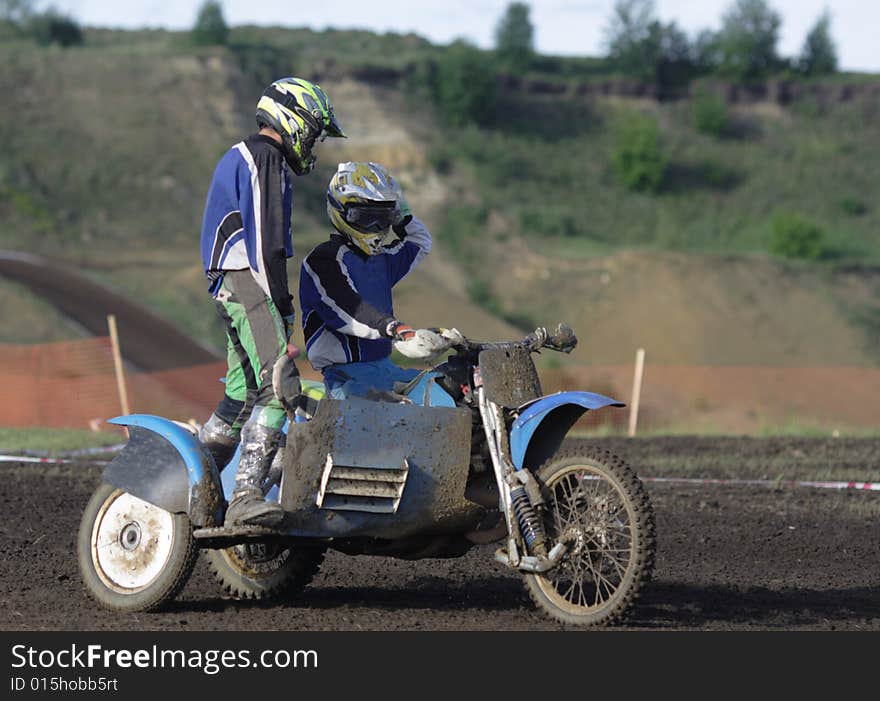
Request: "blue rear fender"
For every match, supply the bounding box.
[509,391,625,471]
[103,414,224,527]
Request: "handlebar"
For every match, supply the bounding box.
[447,322,578,355]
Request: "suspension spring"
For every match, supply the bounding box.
[510,486,547,556]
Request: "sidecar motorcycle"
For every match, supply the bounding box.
[77,323,655,626]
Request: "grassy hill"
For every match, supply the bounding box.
[440,94,880,259]
[1,27,878,370]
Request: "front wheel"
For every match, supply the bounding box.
[523,448,656,626]
[77,483,198,612]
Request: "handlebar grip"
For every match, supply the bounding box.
[542,323,578,353]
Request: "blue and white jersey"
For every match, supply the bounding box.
[200,134,295,319]
[299,217,432,370]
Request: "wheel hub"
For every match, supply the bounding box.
[586,522,611,548]
[119,522,142,551]
[563,526,587,556]
[242,542,276,562]
[91,492,175,593]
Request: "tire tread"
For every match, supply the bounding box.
[523,447,656,627]
[205,546,326,600]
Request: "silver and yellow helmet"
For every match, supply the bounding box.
[256,77,345,175]
[327,162,401,256]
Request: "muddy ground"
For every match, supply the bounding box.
[1,436,878,631]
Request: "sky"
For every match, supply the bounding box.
[48,0,879,73]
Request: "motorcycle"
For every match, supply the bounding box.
[77,323,656,626]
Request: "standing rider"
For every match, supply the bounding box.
[198,77,345,528]
[299,161,440,399]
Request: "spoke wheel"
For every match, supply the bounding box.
[77,484,197,612]
[523,448,655,626]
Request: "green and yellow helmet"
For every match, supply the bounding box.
[256,77,345,175]
[327,162,401,256]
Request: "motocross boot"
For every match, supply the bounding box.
[261,441,285,494]
[224,421,285,528]
[198,413,240,471]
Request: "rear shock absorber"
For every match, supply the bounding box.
[510,486,547,556]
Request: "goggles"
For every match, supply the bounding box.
[343,202,396,234]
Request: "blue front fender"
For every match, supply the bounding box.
[509,391,625,470]
[104,414,224,526]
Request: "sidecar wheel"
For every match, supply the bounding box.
[77,483,197,612]
[523,448,655,627]
[205,543,326,600]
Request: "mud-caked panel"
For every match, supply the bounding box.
[479,347,542,408]
[280,398,482,539]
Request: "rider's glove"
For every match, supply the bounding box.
[393,194,413,229]
[390,175,413,232]
[386,320,415,342]
[394,328,449,360]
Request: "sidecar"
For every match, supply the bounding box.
[77,349,631,614]
[77,386,485,611]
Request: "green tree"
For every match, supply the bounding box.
[603,0,655,77]
[434,40,498,127]
[799,9,837,76]
[0,0,33,24]
[603,1,693,90]
[1,0,31,37]
[612,112,668,193]
[692,29,722,73]
[647,20,693,90]
[717,0,782,82]
[770,211,826,260]
[191,0,228,47]
[28,9,83,47]
[494,2,534,72]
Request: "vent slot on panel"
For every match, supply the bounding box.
[316,455,409,513]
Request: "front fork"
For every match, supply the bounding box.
[476,387,569,574]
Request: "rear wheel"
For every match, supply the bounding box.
[77,483,197,612]
[523,448,655,626]
[205,542,326,600]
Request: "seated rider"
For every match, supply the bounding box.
[299,161,434,399]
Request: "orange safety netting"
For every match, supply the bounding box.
[0,337,120,429]
[0,337,320,429]
[541,364,880,434]
[0,338,877,434]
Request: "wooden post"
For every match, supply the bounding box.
[107,314,130,416]
[628,348,645,437]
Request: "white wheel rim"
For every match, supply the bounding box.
[536,466,634,615]
[91,491,175,593]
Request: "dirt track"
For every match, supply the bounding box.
[1,436,878,631]
[0,251,219,370]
